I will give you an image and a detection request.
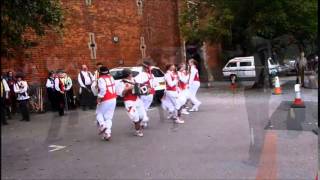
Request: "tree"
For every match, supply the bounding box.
[179,0,317,87]
[1,0,64,55]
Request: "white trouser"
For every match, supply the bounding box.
[124,99,148,123]
[189,81,201,105]
[181,89,191,101]
[161,93,176,113]
[162,90,185,116]
[96,99,116,134]
[140,94,154,111]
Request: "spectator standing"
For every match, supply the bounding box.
[13,73,30,122]
[63,72,75,109]
[78,64,96,110]
[1,75,10,125]
[54,70,66,116]
[295,52,307,87]
[5,71,17,117]
[46,71,57,111]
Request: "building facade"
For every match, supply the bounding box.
[1,0,222,85]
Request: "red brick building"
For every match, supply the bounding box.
[1,0,222,85]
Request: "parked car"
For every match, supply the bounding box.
[222,56,280,80]
[109,66,166,105]
[283,58,297,75]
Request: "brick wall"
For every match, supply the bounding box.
[1,0,182,85]
[142,0,183,69]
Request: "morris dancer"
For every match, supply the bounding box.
[188,59,201,112]
[78,64,96,110]
[96,66,117,141]
[14,73,30,121]
[177,63,191,115]
[161,64,185,124]
[117,68,148,137]
[134,61,157,127]
[91,62,103,96]
[54,70,66,116]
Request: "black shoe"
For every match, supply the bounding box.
[3,122,8,125]
[20,119,25,121]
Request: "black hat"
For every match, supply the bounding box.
[122,68,132,78]
[56,69,64,74]
[15,72,24,78]
[142,61,151,68]
[99,66,109,75]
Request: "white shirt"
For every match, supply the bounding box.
[54,78,64,93]
[178,71,189,84]
[14,81,30,100]
[97,76,116,99]
[1,79,10,98]
[94,70,99,80]
[78,71,94,87]
[46,78,55,89]
[134,72,157,88]
[189,65,198,85]
[165,71,178,88]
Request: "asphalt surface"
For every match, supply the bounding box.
[1,77,318,179]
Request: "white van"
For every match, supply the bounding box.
[222,56,279,80]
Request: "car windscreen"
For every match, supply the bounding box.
[151,68,164,77]
[227,62,237,67]
[110,70,139,80]
[269,58,278,65]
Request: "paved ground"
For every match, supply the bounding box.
[1,76,318,179]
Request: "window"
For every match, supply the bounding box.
[269,58,278,65]
[110,70,139,80]
[227,62,237,67]
[151,68,164,77]
[132,71,139,77]
[110,71,123,80]
[240,62,251,66]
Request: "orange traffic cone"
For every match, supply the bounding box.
[273,76,282,95]
[291,84,305,108]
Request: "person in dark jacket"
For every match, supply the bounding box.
[46,71,57,111]
[77,64,96,110]
[13,73,30,122]
[1,75,10,125]
[5,71,17,118]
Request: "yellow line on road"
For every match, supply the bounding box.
[256,131,277,180]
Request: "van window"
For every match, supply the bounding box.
[227,62,237,67]
[240,62,252,66]
[269,58,278,65]
[110,70,139,80]
[151,68,164,77]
